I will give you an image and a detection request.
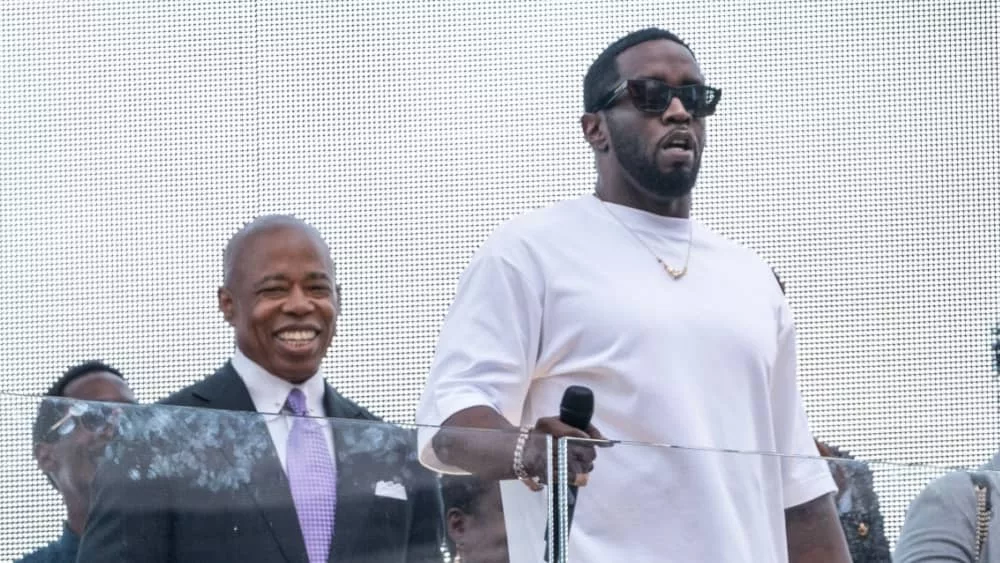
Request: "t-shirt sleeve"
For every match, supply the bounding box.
[771,301,838,508]
[415,232,543,473]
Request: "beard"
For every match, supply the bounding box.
[607,116,700,200]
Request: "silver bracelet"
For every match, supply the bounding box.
[513,425,543,491]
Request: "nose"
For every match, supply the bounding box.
[283,285,315,315]
[661,95,692,124]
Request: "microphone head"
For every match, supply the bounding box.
[560,385,594,431]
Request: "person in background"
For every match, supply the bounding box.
[441,475,508,563]
[814,440,891,562]
[894,321,1000,562]
[16,361,136,563]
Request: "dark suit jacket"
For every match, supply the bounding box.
[77,362,444,563]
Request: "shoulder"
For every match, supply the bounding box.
[13,539,63,563]
[325,384,380,421]
[158,364,237,408]
[910,470,979,518]
[695,222,786,308]
[697,222,775,273]
[480,197,592,256]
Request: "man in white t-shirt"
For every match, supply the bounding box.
[416,28,849,562]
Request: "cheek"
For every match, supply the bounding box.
[248,302,277,334]
[319,301,337,324]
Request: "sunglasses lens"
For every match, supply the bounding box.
[627,80,719,117]
[628,80,669,113]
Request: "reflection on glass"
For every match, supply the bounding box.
[816,440,891,562]
[441,475,509,563]
[74,401,447,562]
[17,362,136,563]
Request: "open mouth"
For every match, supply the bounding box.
[275,329,320,350]
[660,130,695,152]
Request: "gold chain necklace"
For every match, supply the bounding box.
[595,194,693,280]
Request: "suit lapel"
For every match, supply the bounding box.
[193,363,309,563]
[325,385,379,562]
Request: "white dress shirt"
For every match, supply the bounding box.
[232,348,336,472]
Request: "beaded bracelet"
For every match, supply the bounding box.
[512,425,543,491]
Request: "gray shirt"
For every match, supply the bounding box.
[895,452,1000,562]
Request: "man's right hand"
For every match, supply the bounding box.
[522,416,606,487]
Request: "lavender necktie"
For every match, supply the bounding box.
[286,388,336,563]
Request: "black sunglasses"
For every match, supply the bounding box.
[45,403,120,441]
[596,78,722,118]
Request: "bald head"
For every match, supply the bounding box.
[223,215,335,288]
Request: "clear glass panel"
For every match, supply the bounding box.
[2,392,545,563]
[555,436,998,563]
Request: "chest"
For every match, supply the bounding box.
[536,239,780,378]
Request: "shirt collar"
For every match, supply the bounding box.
[231,348,327,417]
[585,193,693,238]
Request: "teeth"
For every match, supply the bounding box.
[277,330,317,341]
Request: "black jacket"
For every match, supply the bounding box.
[77,362,444,563]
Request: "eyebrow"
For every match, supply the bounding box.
[252,272,332,288]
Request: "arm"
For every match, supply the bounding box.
[433,407,600,483]
[785,493,851,563]
[770,300,849,562]
[417,238,600,482]
[893,472,981,563]
[415,242,540,477]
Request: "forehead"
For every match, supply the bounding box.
[237,226,333,280]
[614,39,703,84]
[62,372,133,402]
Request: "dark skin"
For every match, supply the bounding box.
[446,481,508,563]
[581,39,703,219]
[34,372,136,535]
[581,39,850,562]
[218,224,340,384]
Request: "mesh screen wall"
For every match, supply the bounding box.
[1,0,998,558]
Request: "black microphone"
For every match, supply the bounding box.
[547,385,594,562]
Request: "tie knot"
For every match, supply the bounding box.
[285,388,307,416]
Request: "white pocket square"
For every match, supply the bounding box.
[374,480,407,501]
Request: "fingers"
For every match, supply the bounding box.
[534,417,591,440]
[585,423,606,441]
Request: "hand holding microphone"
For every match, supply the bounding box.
[519,386,606,487]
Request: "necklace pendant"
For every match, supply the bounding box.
[659,259,687,280]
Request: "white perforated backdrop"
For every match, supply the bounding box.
[1,0,998,558]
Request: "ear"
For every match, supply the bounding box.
[580,112,609,152]
[218,286,235,325]
[34,443,57,474]
[446,507,467,543]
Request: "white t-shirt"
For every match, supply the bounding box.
[416,194,835,563]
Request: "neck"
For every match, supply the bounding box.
[64,493,88,536]
[594,172,692,218]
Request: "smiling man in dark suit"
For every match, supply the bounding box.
[77,215,444,563]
